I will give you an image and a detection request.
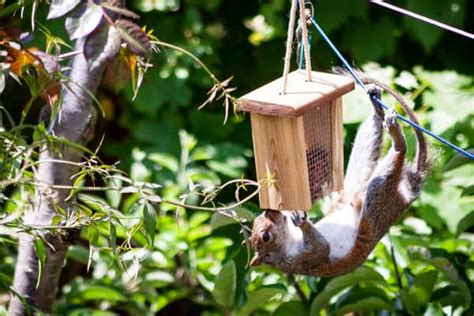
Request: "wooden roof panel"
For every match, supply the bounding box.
[238,70,355,117]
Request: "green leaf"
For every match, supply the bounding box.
[414,69,473,134]
[88,225,99,247]
[400,270,437,313]
[109,221,117,248]
[105,176,122,209]
[237,285,285,316]
[65,3,103,39]
[213,260,236,308]
[462,185,474,197]
[431,281,471,308]
[33,238,46,289]
[47,0,81,19]
[273,301,307,316]
[67,245,89,264]
[336,297,392,314]
[142,202,157,246]
[309,267,385,315]
[84,24,121,72]
[210,207,253,230]
[81,285,127,302]
[148,153,179,173]
[404,0,467,52]
[457,211,474,235]
[143,271,175,288]
[445,149,474,171]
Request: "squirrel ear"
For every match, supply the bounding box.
[250,254,263,267]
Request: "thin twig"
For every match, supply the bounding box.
[288,274,308,305]
[389,234,403,290]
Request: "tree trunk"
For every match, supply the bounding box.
[8,25,118,314]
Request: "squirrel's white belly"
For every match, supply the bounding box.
[315,206,359,260]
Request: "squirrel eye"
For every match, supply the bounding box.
[262,231,271,243]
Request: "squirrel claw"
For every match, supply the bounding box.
[366,84,381,99]
[367,84,384,118]
[291,211,307,227]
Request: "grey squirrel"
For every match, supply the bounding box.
[248,70,429,277]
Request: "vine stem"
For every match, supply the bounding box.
[1,178,261,213]
[153,40,218,84]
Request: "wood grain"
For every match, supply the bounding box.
[250,113,312,210]
[238,70,354,117]
[331,98,344,192]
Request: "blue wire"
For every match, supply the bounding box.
[310,17,474,160]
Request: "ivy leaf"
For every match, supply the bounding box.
[115,19,152,57]
[47,0,81,20]
[84,25,121,72]
[65,3,104,40]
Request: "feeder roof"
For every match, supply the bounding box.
[238,70,354,117]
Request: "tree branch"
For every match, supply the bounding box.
[8,6,122,315]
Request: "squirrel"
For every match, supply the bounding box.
[247,70,429,277]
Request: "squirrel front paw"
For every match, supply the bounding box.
[366,84,384,118]
[291,211,307,227]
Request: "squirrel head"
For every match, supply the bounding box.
[249,209,288,267]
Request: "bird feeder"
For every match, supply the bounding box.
[238,70,354,211]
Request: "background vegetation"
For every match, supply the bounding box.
[0,0,473,315]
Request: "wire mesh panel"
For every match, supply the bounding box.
[303,104,333,201]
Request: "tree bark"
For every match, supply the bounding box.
[8,24,118,315]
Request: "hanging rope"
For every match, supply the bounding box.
[298,0,312,80]
[281,0,298,94]
[309,17,474,160]
[281,0,312,93]
[370,0,474,40]
[297,2,314,69]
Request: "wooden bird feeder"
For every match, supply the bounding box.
[238,70,354,211]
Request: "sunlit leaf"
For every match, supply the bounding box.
[47,0,81,20]
[65,3,103,39]
[81,285,127,302]
[84,25,121,72]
